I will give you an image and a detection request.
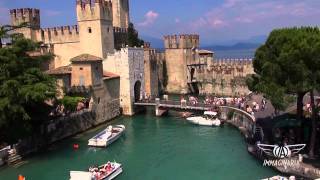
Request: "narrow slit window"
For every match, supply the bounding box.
[88,27,92,33]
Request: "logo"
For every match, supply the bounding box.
[257,144,306,159]
[257,144,306,167]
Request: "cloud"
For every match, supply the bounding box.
[189,0,320,31]
[138,10,159,27]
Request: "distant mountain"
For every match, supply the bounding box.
[140,34,268,50]
[246,35,268,44]
[140,35,164,48]
[204,42,262,51]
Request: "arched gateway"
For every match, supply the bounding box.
[134,80,141,102]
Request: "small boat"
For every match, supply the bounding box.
[70,161,123,180]
[186,111,221,127]
[261,175,293,180]
[88,125,125,147]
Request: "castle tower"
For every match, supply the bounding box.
[111,0,130,28]
[163,34,200,94]
[10,8,40,40]
[77,0,114,58]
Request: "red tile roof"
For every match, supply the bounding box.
[103,71,120,79]
[70,54,103,62]
[46,65,72,75]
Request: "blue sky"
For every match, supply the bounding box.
[1,0,320,45]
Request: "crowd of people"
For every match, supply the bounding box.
[245,98,267,116]
[179,95,267,117]
[180,95,248,107]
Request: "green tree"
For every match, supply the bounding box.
[127,23,144,47]
[247,27,320,157]
[0,22,29,48]
[0,26,55,143]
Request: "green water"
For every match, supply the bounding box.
[0,110,276,180]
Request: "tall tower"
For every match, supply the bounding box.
[10,8,40,40]
[163,34,200,94]
[112,0,130,28]
[77,0,114,58]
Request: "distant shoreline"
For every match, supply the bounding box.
[213,49,256,59]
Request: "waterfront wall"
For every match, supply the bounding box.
[13,78,121,157]
[219,106,256,138]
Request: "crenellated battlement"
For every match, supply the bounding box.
[164,34,199,49]
[76,0,113,22]
[35,25,79,44]
[10,8,40,29]
[113,27,127,33]
[213,58,253,66]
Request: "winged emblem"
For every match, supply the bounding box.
[257,144,306,159]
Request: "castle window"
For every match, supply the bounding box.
[80,67,83,70]
[88,27,92,33]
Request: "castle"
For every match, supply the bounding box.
[9,0,255,117]
[10,0,145,116]
[10,0,129,69]
[160,34,254,96]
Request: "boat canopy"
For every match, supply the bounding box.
[204,111,218,116]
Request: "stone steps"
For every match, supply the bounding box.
[11,160,28,168]
[7,153,23,166]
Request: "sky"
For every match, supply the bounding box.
[1,0,320,46]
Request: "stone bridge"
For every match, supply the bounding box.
[134,98,257,137]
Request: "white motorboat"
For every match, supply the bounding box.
[186,111,221,127]
[261,175,292,180]
[70,161,123,180]
[88,125,125,147]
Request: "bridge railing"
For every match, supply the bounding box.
[219,106,256,137]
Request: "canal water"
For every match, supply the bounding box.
[0,110,276,180]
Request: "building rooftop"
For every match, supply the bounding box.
[70,54,103,63]
[46,65,72,75]
[103,71,120,80]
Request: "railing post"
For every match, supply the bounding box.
[163,94,168,101]
[181,99,187,108]
[155,98,161,116]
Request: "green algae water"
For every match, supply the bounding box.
[0,110,276,180]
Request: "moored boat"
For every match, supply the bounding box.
[88,125,125,147]
[70,161,123,180]
[186,111,221,127]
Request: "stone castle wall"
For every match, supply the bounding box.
[103,47,145,115]
[112,0,130,28]
[194,58,254,96]
[144,43,159,98]
[114,27,128,50]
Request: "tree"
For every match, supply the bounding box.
[0,26,55,143]
[127,23,144,47]
[248,28,312,113]
[247,27,320,157]
[0,22,29,48]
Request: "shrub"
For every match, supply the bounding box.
[58,96,84,111]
